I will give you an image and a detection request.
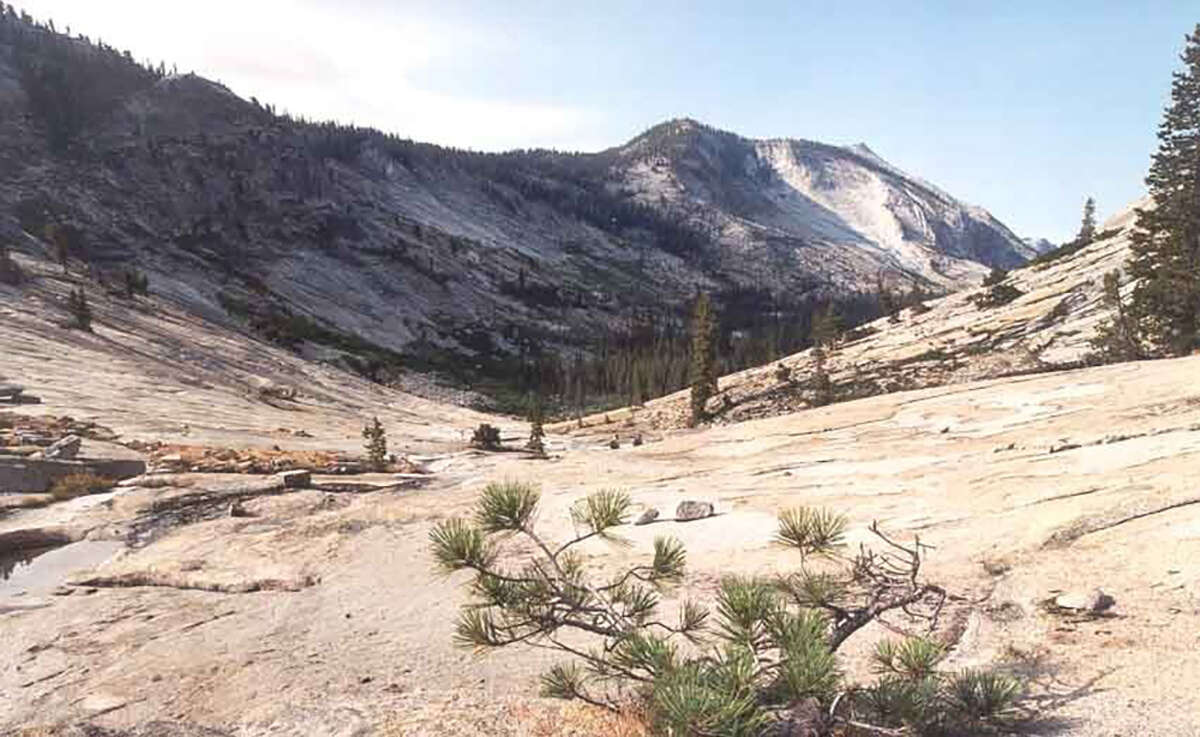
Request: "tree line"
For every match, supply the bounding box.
[1092,25,1200,362]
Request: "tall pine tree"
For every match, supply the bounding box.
[1077,197,1097,245]
[1128,25,1200,356]
[688,292,717,426]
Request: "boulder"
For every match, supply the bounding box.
[0,383,24,400]
[634,508,660,525]
[675,500,714,521]
[42,434,82,460]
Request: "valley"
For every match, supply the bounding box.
[4,6,1200,737]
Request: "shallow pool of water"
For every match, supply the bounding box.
[0,540,124,596]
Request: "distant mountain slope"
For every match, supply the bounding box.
[613,119,1033,288]
[0,12,1031,400]
[556,198,1145,432]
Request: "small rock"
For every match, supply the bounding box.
[632,433,644,447]
[635,508,659,525]
[608,435,620,450]
[1054,588,1115,613]
[42,434,81,460]
[675,500,714,521]
[278,469,311,488]
[228,500,252,518]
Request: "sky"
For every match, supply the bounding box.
[20,1,1200,242]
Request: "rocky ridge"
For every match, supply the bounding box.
[1,13,1031,395]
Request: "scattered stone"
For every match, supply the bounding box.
[635,508,659,525]
[981,557,1011,576]
[41,434,82,460]
[278,470,311,489]
[987,600,1025,622]
[632,433,644,447]
[1054,588,1115,613]
[228,500,252,518]
[675,500,714,521]
[608,435,620,450]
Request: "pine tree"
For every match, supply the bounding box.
[1090,270,1143,363]
[46,224,69,273]
[525,393,546,457]
[1077,197,1097,245]
[361,416,388,471]
[811,301,842,349]
[0,243,22,285]
[688,292,717,426]
[630,360,644,407]
[1128,25,1200,356]
[810,344,834,406]
[66,288,91,331]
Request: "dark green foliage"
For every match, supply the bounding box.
[1030,227,1120,269]
[431,484,1021,735]
[3,13,163,153]
[1090,270,1143,364]
[810,302,843,348]
[970,275,1024,309]
[689,292,718,426]
[809,345,834,407]
[0,244,23,285]
[470,423,502,451]
[217,291,405,383]
[1076,197,1097,245]
[66,287,92,331]
[525,394,546,456]
[981,267,1008,288]
[44,223,73,272]
[776,507,847,558]
[361,416,388,471]
[121,269,149,298]
[475,480,540,532]
[1127,25,1200,356]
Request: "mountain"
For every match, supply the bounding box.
[613,119,1033,288]
[0,12,1031,401]
[1023,236,1058,254]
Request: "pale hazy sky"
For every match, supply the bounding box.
[19,1,1200,242]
